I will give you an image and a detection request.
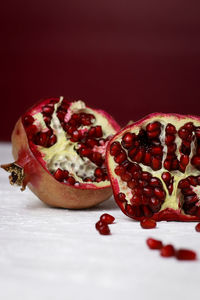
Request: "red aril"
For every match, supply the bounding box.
[98,224,111,235]
[106,113,200,221]
[95,220,105,230]
[146,238,163,249]
[140,218,157,229]
[160,244,175,257]
[100,213,115,224]
[195,223,200,232]
[1,97,120,209]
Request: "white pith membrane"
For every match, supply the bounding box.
[108,114,200,218]
[26,97,117,187]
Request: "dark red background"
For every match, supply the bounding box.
[1,0,200,140]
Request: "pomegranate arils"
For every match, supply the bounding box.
[176,249,197,260]
[187,176,198,186]
[160,245,175,257]
[110,141,121,156]
[165,134,175,146]
[178,179,190,189]
[117,192,126,202]
[95,220,105,230]
[166,123,176,134]
[140,218,157,229]
[151,156,162,171]
[95,126,103,138]
[107,113,200,221]
[95,214,115,235]
[95,167,104,178]
[22,115,34,127]
[114,150,127,164]
[146,121,161,132]
[146,237,197,261]
[42,105,54,115]
[54,168,64,182]
[146,238,163,250]
[191,155,200,170]
[121,172,132,182]
[67,176,76,185]
[162,172,171,183]
[2,97,122,210]
[98,224,110,235]
[149,177,162,187]
[195,223,200,232]
[100,213,115,224]
[122,132,135,148]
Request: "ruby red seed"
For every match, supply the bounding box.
[140,219,157,229]
[160,245,175,257]
[100,213,115,224]
[146,238,163,250]
[195,223,200,232]
[53,168,64,182]
[95,220,105,230]
[176,249,197,260]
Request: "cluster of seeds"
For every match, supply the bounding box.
[110,120,200,218]
[22,98,60,147]
[53,168,76,185]
[178,175,200,217]
[146,238,197,260]
[95,213,115,235]
[22,98,113,185]
[112,161,166,218]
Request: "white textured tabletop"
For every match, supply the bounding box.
[0,142,200,300]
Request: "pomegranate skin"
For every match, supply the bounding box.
[2,97,120,209]
[106,112,200,221]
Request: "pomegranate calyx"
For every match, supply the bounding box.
[1,163,26,191]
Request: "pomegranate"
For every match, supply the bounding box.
[1,97,120,209]
[106,113,200,221]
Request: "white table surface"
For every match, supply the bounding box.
[0,142,200,300]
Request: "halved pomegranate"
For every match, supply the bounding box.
[106,113,200,221]
[1,97,120,208]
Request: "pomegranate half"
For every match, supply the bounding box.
[106,113,200,221]
[1,97,120,208]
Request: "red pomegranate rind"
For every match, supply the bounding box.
[146,238,163,250]
[176,249,197,260]
[1,97,120,209]
[140,218,157,229]
[160,245,175,257]
[106,113,200,221]
[100,213,115,224]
